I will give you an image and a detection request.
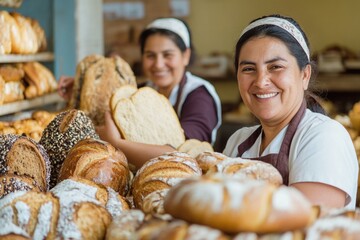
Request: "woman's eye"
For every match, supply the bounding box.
[270,65,282,70]
[241,67,254,72]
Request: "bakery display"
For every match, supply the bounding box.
[39,109,99,188]
[58,137,131,196]
[112,86,186,148]
[68,54,137,126]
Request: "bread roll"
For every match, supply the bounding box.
[131,151,202,209]
[163,174,313,234]
[113,87,185,148]
[206,157,283,185]
[195,151,227,174]
[3,81,24,103]
[58,138,130,196]
[0,75,5,105]
[39,109,99,188]
[0,173,42,198]
[0,64,24,82]
[29,18,47,52]
[0,11,12,54]
[0,190,59,239]
[10,12,38,54]
[23,62,57,96]
[0,134,51,191]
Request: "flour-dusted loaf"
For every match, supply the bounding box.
[206,156,283,185]
[58,138,131,196]
[52,177,129,218]
[0,173,42,199]
[177,139,214,159]
[113,87,186,148]
[68,54,137,125]
[131,151,201,210]
[0,134,50,191]
[39,109,99,188]
[0,190,60,239]
[164,174,313,234]
[110,84,138,112]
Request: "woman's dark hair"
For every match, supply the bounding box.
[139,18,196,66]
[234,14,325,115]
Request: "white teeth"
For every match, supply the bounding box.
[256,93,277,99]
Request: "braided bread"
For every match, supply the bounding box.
[163,174,313,234]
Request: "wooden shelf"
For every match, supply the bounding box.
[0,92,65,116]
[0,52,54,63]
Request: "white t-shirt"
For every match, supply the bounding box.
[223,109,359,209]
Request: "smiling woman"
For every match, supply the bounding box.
[223,14,359,210]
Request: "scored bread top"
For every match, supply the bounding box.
[113,87,185,148]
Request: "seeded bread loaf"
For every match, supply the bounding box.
[164,174,313,234]
[58,138,131,196]
[112,87,185,148]
[131,151,202,210]
[0,134,50,191]
[0,173,42,198]
[39,109,99,188]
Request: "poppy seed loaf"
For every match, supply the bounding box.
[0,134,50,191]
[0,173,43,199]
[39,109,99,188]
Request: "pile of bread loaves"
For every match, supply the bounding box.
[0,10,47,54]
[1,111,359,239]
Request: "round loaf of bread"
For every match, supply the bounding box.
[58,138,130,196]
[39,109,99,188]
[131,151,202,209]
[0,173,42,198]
[51,177,129,218]
[0,134,50,191]
[0,190,59,239]
[206,157,283,185]
[163,174,313,234]
[195,151,227,174]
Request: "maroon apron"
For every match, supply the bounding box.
[173,74,187,115]
[236,100,306,185]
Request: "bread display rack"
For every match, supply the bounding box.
[0,53,64,116]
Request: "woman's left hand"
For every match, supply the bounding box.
[96,111,122,146]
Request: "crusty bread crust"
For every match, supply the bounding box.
[177,139,214,159]
[110,84,137,112]
[164,174,313,234]
[113,87,185,148]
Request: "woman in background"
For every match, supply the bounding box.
[59,17,222,169]
[223,14,358,209]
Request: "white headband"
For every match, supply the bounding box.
[240,17,310,61]
[146,18,190,48]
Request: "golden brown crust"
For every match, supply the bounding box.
[0,11,13,54]
[0,64,24,82]
[163,174,313,234]
[58,138,130,196]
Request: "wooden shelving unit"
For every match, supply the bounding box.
[0,52,54,63]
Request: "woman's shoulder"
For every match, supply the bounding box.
[223,125,260,156]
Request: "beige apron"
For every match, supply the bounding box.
[237,100,306,185]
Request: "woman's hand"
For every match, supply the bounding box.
[96,111,122,146]
[58,76,74,101]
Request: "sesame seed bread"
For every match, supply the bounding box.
[39,109,99,189]
[112,87,185,148]
[163,174,314,234]
[0,134,50,191]
[0,173,42,199]
[58,138,131,196]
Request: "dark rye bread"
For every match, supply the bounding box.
[39,109,99,189]
[0,134,50,191]
[0,173,42,199]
